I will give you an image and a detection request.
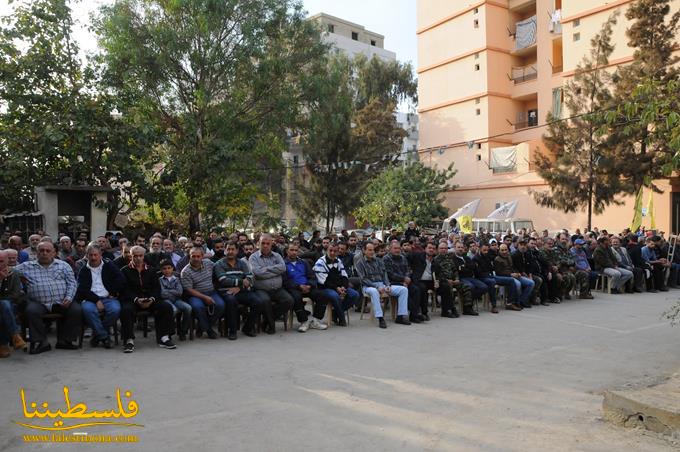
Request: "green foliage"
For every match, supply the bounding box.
[0,0,160,225]
[95,0,328,231]
[533,14,621,230]
[353,162,456,230]
[295,53,417,232]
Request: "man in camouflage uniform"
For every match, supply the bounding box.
[432,242,469,317]
[538,237,566,303]
[554,234,578,299]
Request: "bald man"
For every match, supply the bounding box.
[8,236,29,264]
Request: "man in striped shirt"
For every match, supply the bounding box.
[181,247,226,339]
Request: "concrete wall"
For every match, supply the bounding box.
[91,192,108,239]
[35,187,58,239]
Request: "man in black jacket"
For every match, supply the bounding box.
[76,243,126,349]
[120,246,175,353]
[472,244,501,313]
[512,240,544,305]
[409,242,445,320]
[384,240,424,323]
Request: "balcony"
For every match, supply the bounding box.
[511,15,537,55]
[509,0,536,13]
[510,65,537,84]
[549,9,562,35]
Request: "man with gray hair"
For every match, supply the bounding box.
[8,236,29,264]
[57,236,75,261]
[27,234,41,261]
[75,243,126,349]
[248,233,293,334]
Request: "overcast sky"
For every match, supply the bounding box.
[0,0,417,67]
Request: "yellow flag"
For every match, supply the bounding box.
[647,191,655,230]
[630,186,644,232]
[459,215,473,233]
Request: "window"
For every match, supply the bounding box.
[293,155,299,165]
[528,109,538,127]
[574,18,580,27]
[476,154,481,161]
[351,31,358,41]
[474,19,479,28]
[474,64,480,71]
[477,143,482,149]
[327,24,334,33]
[474,7,479,14]
[475,53,479,59]
[370,40,376,46]
[475,98,480,104]
[573,32,580,42]
[476,108,481,116]
[551,87,563,118]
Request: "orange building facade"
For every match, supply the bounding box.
[417,0,680,233]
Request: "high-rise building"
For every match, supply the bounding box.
[417,0,680,233]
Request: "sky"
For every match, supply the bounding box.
[0,0,418,67]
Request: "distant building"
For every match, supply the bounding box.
[281,13,418,231]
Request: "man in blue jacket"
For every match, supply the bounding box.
[75,243,126,349]
[284,243,328,332]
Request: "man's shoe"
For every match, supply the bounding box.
[409,315,423,324]
[337,317,348,327]
[648,289,658,293]
[660,287,669,292]
[395,315,412,325]
[520,303,532,309]
[0,344,11,358]
[101,337,113,349]
[579,293,594,300]
[506,304,521,311]
[490,306,499,314]
[441,311,455,318]
[422,313,430,321]
[90,337,100,348]
[159,338,177,349]
[550,298,561,304]
[451,308,460,318]
[55,341,78,350]
[227,331,237,341]
[265,325,276,335]
[30,342,51,355]
[206,328,218,339]
[123,341,134,353]
[310,318,328,330]
[11,334,26,350]
[610,288,620,294]
[540,300,551,306]
[377,317,387,329]
[298,320,311,333]
[531,300,540,306]
[462,308,479,316]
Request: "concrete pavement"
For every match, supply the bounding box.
[1,290,680,451]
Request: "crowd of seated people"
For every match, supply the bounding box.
[0,222,677,357]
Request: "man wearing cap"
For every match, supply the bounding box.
[569,239,594,299]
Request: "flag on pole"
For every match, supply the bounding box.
[647,191,656,230]
[443,199,480,232]
[487,200,518,220]
[630,186,644,232]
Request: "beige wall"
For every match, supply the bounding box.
[417,0,680,232]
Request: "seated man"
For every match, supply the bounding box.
[159,259,192,341]
[214,242,265,338]
[494,244,534,310]
[0,250,27,358]
[641,237,669,292]
[569,239,595,298]
[355,242,410,329]
[163,239,182,268]
[432,242,468,317]
[14,240,81,354]
[611,236,644,293]
[284,243,328,331]
[26,234,41,261]
[57,236,75,261]
[8,236,29,264]
[249,234,293,334]
[76,243,126,349]
[512,239,546,303]
[121,246,176,352]
[209,239,226,263]
[410,242,454,316]
[313,243,359,327]
[592,236,633,294]
[383,240,425,323]
[181,247,228,339]
[452,241,484,316]
[144,236,169,269]
[472,243,510,313]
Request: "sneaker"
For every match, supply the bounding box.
[298,320,311,333]
[123,341,134,353]
[310,318,328,330]
[490,306,499,314]
[159,338,176,349]
[11,334,26,350]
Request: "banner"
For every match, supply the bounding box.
[487,200,518,220]
[630,186,644,232]
[647,191,656,230]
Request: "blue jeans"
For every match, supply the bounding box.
[321,288,359,322]
[82,298,121,341]
[362,283,408,318]
[164,299,192,335]
[188,292,225,332]
[516,276,535,305]
[0,299,20,345]
[478,277,497,306]
[493,276,518,305]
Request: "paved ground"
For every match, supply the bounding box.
[2,290,680,451]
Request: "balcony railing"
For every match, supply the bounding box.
[510,65,537,84]
[514,117,538,130]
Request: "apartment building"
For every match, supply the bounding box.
[417,0,680,233]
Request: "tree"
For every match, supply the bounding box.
[295,54,417,232]
[0,0,160,227]
[95,0,328,231]
[604,0,680,190]
[532,14,622,231]
[353,162,456,231]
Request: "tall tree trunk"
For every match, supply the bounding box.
[189,204,201,233]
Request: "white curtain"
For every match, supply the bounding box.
[490,146,517,170]
[515,16,537,50]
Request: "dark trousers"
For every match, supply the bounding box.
[25,301,82,344]
[255,288,294,329]
[120,299,174,343]
[288,288,328,322]
[414,281,430,315]
[650,264,666,290]
[221,290,263,333]
[423,280,457,314]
